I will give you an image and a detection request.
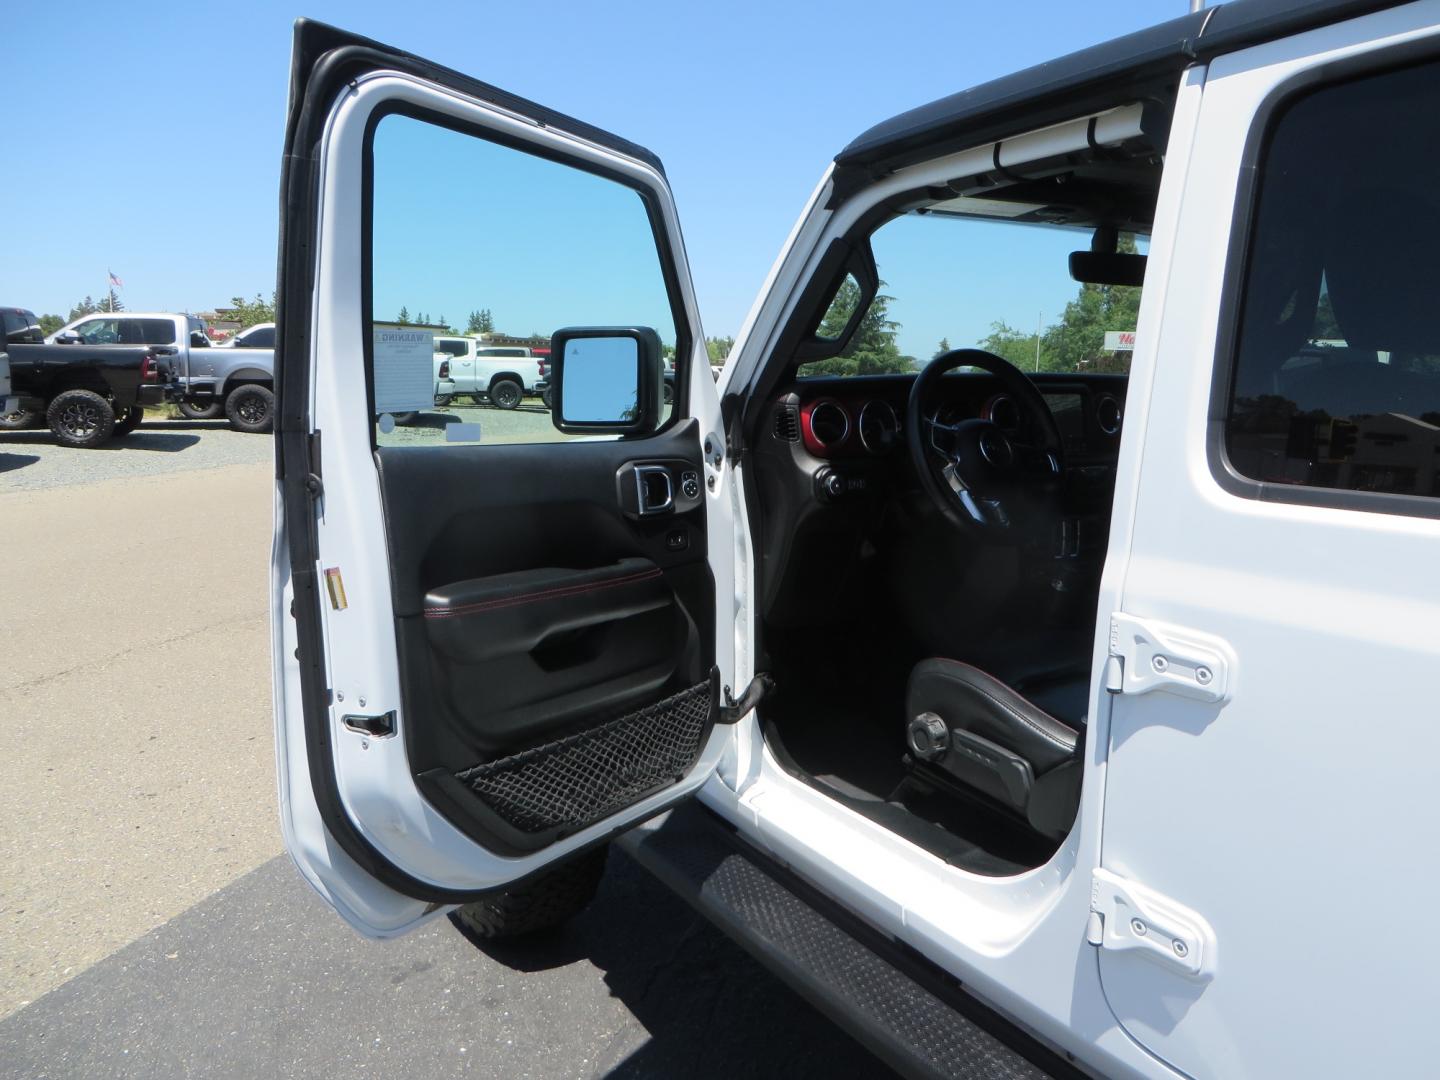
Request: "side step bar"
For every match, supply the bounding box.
[617,802,1089,1080]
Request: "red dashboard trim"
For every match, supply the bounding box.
[799,397,850,456]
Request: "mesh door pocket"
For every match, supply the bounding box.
[455,681,712,835]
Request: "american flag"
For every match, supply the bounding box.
[108,270,124,288]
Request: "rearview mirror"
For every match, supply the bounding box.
[549,326,664,435]
[1068,251,1147,287]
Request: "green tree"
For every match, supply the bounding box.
[706,336,735,364]
[227,292,276,329]
[1040,279,1140,374]
[397,306,410,324]
[979,321,1046,370]
[1312,286,1342,342]
[935,337,951,357]
[464,308,496,334]
[38,314,65,335]
[103,289,125,314]
[804,277,916,376]
[67,297,101,322]
[977,235,1143,374]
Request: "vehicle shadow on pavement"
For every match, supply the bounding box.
[460,852,896,1079]
[0,451,40,474]
[0,432,202,452]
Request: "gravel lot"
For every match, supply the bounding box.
[0,402,570,493]
[0,418,271,492]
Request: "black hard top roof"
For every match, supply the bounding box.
[836,0,1409,180]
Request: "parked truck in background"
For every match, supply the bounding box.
[0,322,15,420]
[1,306,167,447]
[431,335,545,409]
[46,311,276,433]
[219,321,275,350]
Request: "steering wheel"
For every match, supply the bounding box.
[906,349,1066,538]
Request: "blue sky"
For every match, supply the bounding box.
[4,0,1168,349]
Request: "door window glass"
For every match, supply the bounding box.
[1224,60,1440,505]
[368,112,679,445]
[72,318,120,344]
[117,318,177,345]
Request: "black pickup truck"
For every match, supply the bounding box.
[0,307,169,448]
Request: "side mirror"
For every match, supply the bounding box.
[54,331,81,344]
[549,326,664,435]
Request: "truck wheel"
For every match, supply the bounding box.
[663,382,675,405]
[47,389,116,448]
[451,846,607,940]
[225,385,275,434]
[178,400,223,420]
[0,407,39,430]
[434,394,453,408]
[113,406,144,436]
[541,387,553,410]
[489,378,523,410]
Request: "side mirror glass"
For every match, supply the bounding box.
[55,331,80,344]
[549,327,664,435]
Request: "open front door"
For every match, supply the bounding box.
[271,21,734,936]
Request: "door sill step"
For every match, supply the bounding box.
[617,802,1088,1080]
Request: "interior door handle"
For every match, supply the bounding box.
[633,465,673,515]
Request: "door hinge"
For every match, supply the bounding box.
[1088,868,1215,980]
[717,672,774,725]
[1107,612,1231,703]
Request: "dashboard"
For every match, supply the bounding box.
[784,373,1126,463]
[754,372,1128,624]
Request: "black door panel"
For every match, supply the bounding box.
[374,419,714,847]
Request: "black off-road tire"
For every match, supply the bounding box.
[451,846,607,940]
[434,394,454,407]
[541,387,553,411]
[0,407,39,430]
[489,378,523,411]
[178,399,224,420]
[225,384,275,434]
[47,389,115,448]
[113,406,144,436]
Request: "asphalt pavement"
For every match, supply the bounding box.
[0,852,887,1080]
[0,422,896,1079]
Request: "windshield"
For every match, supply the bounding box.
[800,206,1144,378]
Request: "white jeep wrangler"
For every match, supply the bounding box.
[270,4,1440,1076]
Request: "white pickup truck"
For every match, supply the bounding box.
[47,311,276,432]
[431,335,546,409]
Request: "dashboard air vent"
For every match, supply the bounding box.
[774,402,800,442]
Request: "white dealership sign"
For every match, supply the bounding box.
[1103,330,1136,352]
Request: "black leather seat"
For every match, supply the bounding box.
[905,659,1083,839]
